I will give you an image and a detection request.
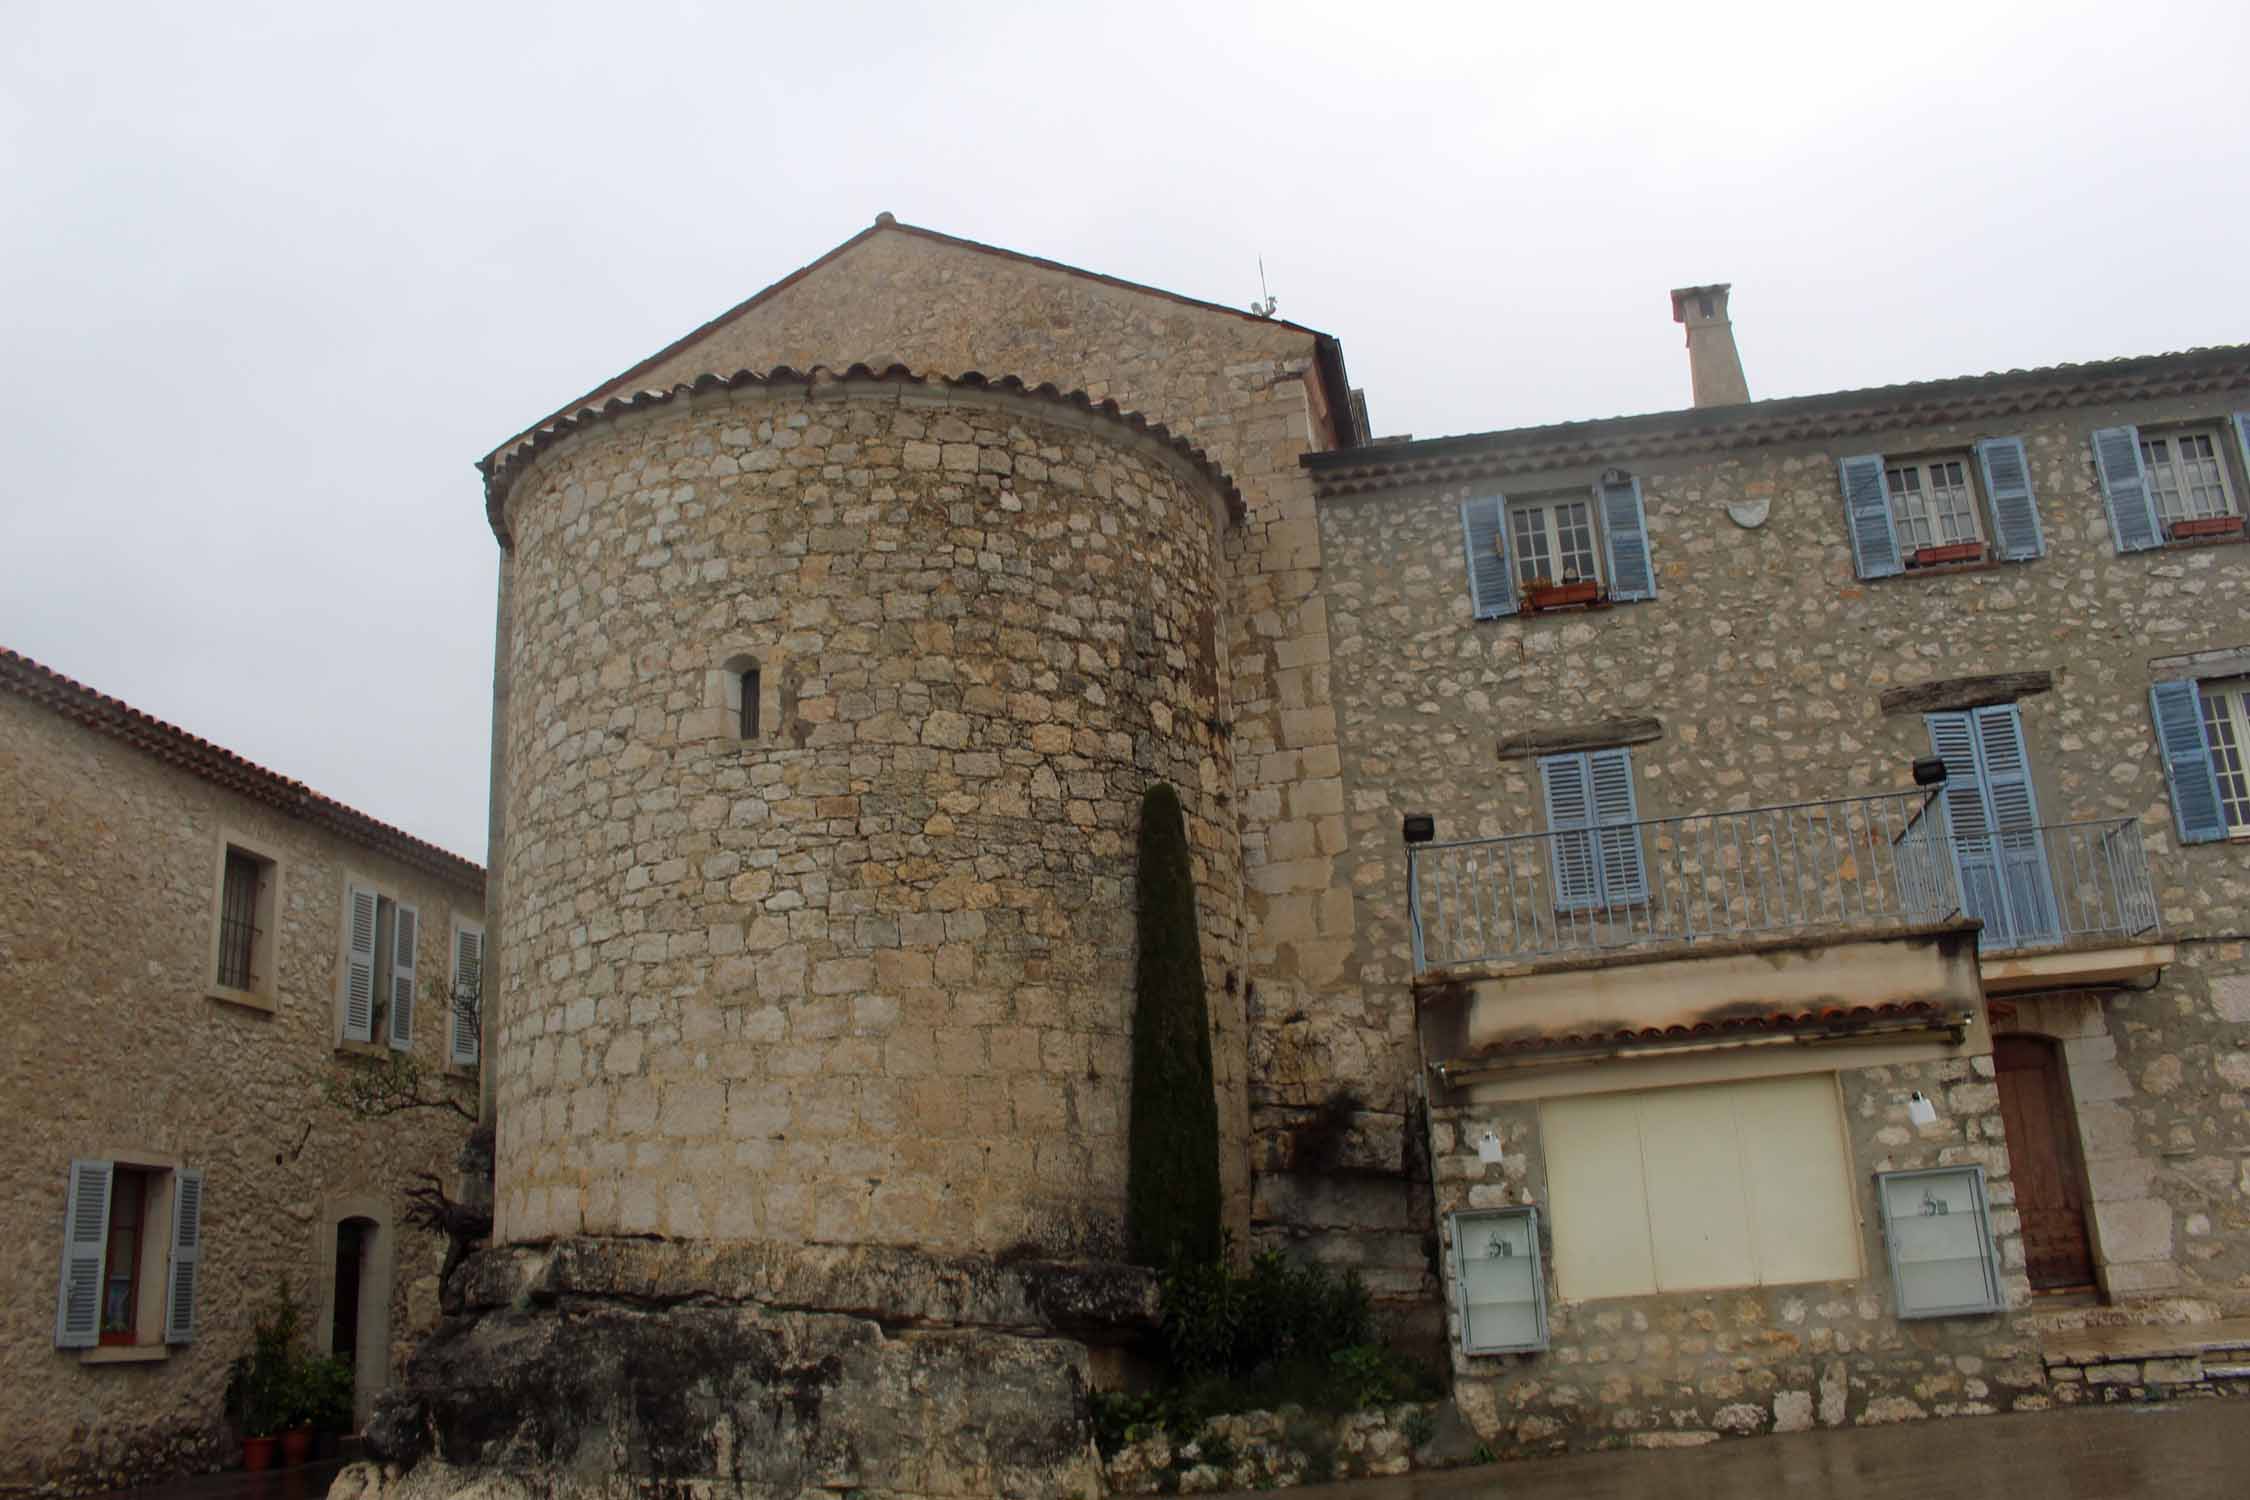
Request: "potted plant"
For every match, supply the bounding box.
[302,1355,356,1457]
[226,1282,304,1470]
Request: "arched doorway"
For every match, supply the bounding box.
[316,1199,394,1431]
[1993,1035,2095,1292]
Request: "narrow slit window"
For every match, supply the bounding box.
[739,667,761,740]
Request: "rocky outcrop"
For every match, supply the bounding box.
[349,1238,1156,1498]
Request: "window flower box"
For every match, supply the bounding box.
[1909,541,1986,568]
[2167,514,2244,542]
[1521,578,1604,612]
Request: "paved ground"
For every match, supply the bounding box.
[80,1457,348,1500]
[1237,1400,2250,1500]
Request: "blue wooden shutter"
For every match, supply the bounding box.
[389,902,418,1050]
[1839,454,1901,578]
[2091,426,2161,552]
[1460,495,1517,619]
[1975,437,2044,561]
[163,1168,205,1344]
[2150,680,2226,844]
[1598,474,1657,601]
[1972,704,2059,946]
[54,1160,113,1349]
[342,883,377,1042]
[1540,753,1601,911]
[1588,747,1648,904]
[2234,413,2250,493]
[1927,711,2004,943]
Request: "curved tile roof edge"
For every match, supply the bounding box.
[0,648,485,890]
[1310,343,2250,495]
[480,363,1247,541]
[1478,999,1946,1057]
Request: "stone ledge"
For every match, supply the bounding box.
[458,1236,1159,1342]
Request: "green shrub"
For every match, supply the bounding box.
[1126,783,1221,1267]
[1159,1245,1372,1378]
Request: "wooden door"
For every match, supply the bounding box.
[1993,1036,2095,1290]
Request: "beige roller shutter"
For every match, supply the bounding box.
[1543,1074,1860,1301]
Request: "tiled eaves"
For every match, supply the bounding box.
[0,649,485,892]
[1477,999,1951,1059]
[478,364,1249,545]
[1307,344,2250,499]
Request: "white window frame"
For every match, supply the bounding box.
[2141,427,2239,530]
[1507,493,1603,592]
[1885,454,1985,559]
[2198,677,2250,837]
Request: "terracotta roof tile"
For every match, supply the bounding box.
[478,363,1247,540]
[0,648,484,890]
[1480,1000,1950,1058]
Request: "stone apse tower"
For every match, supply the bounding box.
[371,221,1396,1495]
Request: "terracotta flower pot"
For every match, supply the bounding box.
[242,1436,279,1472]
[2168,515,2244,541]
[1523,579,1603,611]
[1910,541,1985,567]
[281,1426,315,1465]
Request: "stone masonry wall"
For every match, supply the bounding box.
[1429,1056,2054,1452]
[493,225,1418,1305]
[489,379,1239,1258]
[1320,386,2250,1315]
[0,694,481,1494]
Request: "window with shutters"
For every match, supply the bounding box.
[209,841,278,1009]
[449,916,484,1068]
[1840,439,2042,578]
[2092,416,2250,551]
[1539,748,1648,911]
[54,1157,203,1355]
[339,878,418,1051]
[2152,676,2250,843]
[1459,469,1656,619]
[1925,705,2060,950]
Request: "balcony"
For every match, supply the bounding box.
[1406,793,2161,975]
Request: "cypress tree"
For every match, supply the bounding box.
[1126,782,1223,1266]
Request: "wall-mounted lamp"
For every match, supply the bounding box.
[1912,757,1948,787]
[1403,813,1436,845]
[1475,1129,1505,1168]
[1906,1090,1939,1127]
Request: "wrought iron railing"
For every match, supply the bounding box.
[1408,790,1958,972]
[1408,793,2162,972]
[1895,803,2160,955]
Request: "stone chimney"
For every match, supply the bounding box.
[1669,283,1749,407]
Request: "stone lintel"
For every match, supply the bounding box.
[1879,671,2055,717]
[2149,643,2250,682]
[1495,715,1663,761]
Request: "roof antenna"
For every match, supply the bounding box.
[1250,257,1278,319]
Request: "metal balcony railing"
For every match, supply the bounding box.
[1408,790,1959,972]
[1408,792,2162,973]
[1895,804,2161,956]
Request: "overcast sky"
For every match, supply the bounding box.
[5,1,2245,863]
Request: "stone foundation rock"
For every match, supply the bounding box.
[358,1238,1156,1498]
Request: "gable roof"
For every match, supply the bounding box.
[0,648,485,890]
[489,215,1362,461]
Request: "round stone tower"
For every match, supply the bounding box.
[482,367,1244,1263]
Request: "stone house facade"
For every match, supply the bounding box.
[374,220,2250,1493]
[1307,320,2250,1449]
[0,650,485,1494]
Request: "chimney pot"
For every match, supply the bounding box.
[1669,283,1750,408]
